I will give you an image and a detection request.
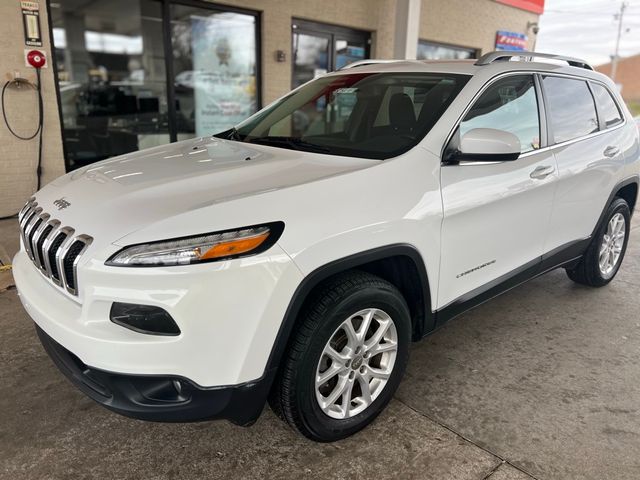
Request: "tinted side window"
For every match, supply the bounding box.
[543,76,598,143]
[460,75,540,153]
[591,83,623,128]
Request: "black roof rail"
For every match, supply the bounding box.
[475,51,593,71]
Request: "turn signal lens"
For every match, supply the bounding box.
[106,223,283,267]
[199,231,270,260]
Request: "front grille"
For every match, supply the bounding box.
[18,198,93,296]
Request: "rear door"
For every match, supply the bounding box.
[541,75,628,253]
[438,74,557,309]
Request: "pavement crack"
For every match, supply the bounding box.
[394,398,540,480]
[481,461,505,480]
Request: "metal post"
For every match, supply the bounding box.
[611,1,627,83]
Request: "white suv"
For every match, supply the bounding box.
[14,52,639,441]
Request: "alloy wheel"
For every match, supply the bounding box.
[599,212,626,278]
[315,308,398,420]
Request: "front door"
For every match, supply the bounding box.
[292,19,370,88]
[438,74,557,309]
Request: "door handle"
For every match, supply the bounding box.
[604,146,621,158]
[530,165,555,180]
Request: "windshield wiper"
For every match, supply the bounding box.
[215,127,243,141]
[248,136,330,153]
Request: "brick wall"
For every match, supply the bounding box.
[420,0,538,54]
[596,55,640,102]
[0,2,65,217]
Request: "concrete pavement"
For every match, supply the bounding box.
[1,215,639,479]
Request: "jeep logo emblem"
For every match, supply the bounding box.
[53,198,71,210]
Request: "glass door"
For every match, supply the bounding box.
[292,31,331,88]
[334,37,367,70]
[170,4,259,139]
[292,19,370,88]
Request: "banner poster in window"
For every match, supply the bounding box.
[191,13,257,136]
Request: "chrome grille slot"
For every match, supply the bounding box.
[31,214,51,268]
[63,240,86,293]
[18,197,35,223]
[45,228,65,280]
[36,222,56,272]
[18,199,92,297]
[22,207,42,260]
[27,217,44,258]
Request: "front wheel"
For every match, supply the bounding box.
[566,197,631,287]
[269,271,411,442]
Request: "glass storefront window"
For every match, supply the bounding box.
[417,40,478,60]
[50,1,260,170]
[51,0,170,169]
[171,6,258,138]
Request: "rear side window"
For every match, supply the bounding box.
[591,83,623,128]
[460,75,540,153]
[542,76,599,144]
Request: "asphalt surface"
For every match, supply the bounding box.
[1,215,639,480]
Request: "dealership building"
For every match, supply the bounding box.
[0,0,543,217]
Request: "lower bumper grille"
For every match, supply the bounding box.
[18,198,93,296]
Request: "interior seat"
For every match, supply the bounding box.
[389,92,416,134]
[416,82,456,132]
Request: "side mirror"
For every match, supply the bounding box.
[456,128,521,162]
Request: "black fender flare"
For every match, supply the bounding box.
[264,243,432,375]
[592,175,639,236]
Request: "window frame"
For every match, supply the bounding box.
[540,74,600,146]
[588,81,624,131]
[442,71,547,164]
[537,73,627,148]
[442,71,629,166]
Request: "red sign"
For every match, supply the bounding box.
[494,0,545,14]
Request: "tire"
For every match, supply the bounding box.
[269,270,411,442]
[566,197,631,287]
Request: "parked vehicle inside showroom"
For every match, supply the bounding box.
[14,52,639,441]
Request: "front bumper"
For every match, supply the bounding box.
[36,325,273,425]
[13,244,303,388]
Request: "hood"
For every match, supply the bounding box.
[35,137,374,245]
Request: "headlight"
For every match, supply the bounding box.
[106,222,283,267]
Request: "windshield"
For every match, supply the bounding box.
[216,72,469,160]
